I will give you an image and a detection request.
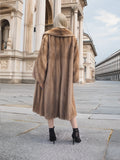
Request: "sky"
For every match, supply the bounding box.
[83,0,120,64]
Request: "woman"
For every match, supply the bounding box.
[32,13,81,145]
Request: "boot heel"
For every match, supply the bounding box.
[49,126,56,144]
[72,128,81,145]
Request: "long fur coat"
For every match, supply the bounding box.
[32,27,79,120]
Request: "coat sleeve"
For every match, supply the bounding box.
[73,39,79,83]
[32,34,49,87]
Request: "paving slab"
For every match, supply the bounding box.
[92,107,120,115]
[105,130,120,160]
[0,117,110,160]
[0,106,35,115]
[0,81,120,160]
[89,114,120,120]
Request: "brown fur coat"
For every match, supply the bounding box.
[32,27,79,120]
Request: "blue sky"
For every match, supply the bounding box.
[84,0,120,64]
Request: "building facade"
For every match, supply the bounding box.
[83,33,97,83]
[95,50,120,81]
[0,0,96,84]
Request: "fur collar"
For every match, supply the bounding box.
[44,27,74,37]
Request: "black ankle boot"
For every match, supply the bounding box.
[72,128,81,145]
[49,126,56,144]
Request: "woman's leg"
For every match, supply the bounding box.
[70,116,81,144]
[48,117,77,128]
[70,116,78,128]
[48,118,54,128]
[48,118,56,143]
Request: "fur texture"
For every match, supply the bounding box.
[32,27,79,120]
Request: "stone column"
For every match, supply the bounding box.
[78,16,84,83]
[3,26,9,49]
[73,6,78,38]
[54,0,61,18]
[7,12,14,50]
[3,26,9,42]
[0,23,1,50]
[7,26,12,50]
[23,0,35,54]
[12,0,23,51]
[86,65,90,80]
[71,10,74,33]
[35,0,46,52]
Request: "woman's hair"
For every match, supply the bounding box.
[53,13,67,28]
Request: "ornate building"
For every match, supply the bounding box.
[95,50,120,81]
[83,33,97,82]
[0,0,96,84]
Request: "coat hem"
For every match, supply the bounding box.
[32,109,77,121]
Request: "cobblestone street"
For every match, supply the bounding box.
[0,81,120,160]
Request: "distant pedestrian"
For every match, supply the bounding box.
[32,13,81,145]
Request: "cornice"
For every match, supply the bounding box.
[96,50,120,67]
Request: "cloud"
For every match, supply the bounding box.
[93,26,119,37]
[108,36,120,41]
[108,26,119,33]
[93,10,120,36]
[94,10,120,27]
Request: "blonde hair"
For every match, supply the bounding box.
[53,13,67,28]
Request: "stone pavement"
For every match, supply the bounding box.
[0,81,120,160]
